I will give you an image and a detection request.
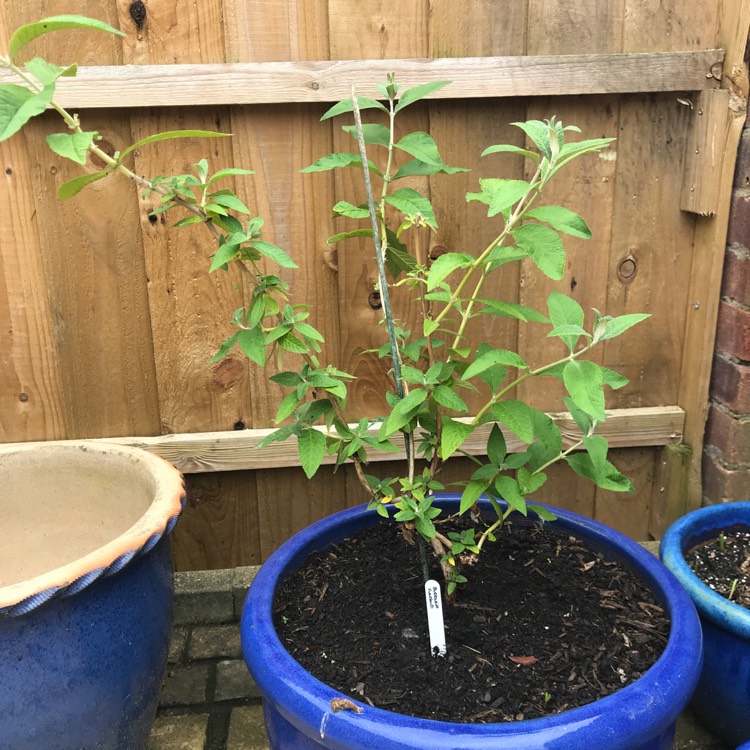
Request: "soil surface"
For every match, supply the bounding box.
[686,527,750,609]
[274,517,670,723]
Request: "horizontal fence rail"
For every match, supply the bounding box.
[6,406,685,474]
[0,51,723,108]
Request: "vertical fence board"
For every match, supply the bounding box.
[0,128,66,442]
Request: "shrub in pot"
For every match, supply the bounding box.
[660,501,750,747]
[0,18,703,749]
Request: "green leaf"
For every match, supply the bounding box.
[395,81,451,112]
[481,143,539,161]
[378,388,428,438]
[459,479,488,514]
[119,130,231,162]
[0,83,54,142]
[424,319,440,336]
[492,400,535,443]
[341,123,391,147]
[253,241,298,269]
[332,201,370,219]
[46,131,97,164]
[601,367,629,390]
[173,215,204,228]
[518,467,546,495]
[384,188,437,229]
[210,242,239,272]
[298,428,327,479]
[487,424,507,466]
[478,300,549,324]
[512,120,553,159]
[327,228,373,245]
[528,503,557,521]
[440,417,473,459]
[563,360,605,422]
[600,313,650,341]
[385,245,418,278]
[270,371,303,387]
[392,159,469,179]
[395,132,445,166]
[300,152,380,175]
[57,170,109,199]
[526,206,591,239]
[25,58,77,86]
[563,396,594,437]
[209,192,250,214]
[321,97,388,120]
[513,224,566,280]
[432,385,468,412]
[275,391,301,424]
[466,178,530,218]
[206,167,255,184]
[463,348,527,380]
[237,326,266,366]
[426,252,474,290]
[583,435,609,476]
[494,475,526,514]
[547,291,585,351]
[8,15,124,62]
[566,453,634,492]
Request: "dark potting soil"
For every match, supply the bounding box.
[273,517,670,723]
[686,527,750,610]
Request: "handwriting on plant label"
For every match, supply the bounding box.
[424,579,447,657]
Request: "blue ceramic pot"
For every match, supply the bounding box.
[660,501,750,748]
[242,495,703,750]
[0,442,185,750]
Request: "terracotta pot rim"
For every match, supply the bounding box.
[0,440,185,613]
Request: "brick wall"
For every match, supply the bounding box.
[703,124,750,504]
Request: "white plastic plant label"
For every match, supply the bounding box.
[424,579,447,657]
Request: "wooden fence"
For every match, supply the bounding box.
[1,0,748,570]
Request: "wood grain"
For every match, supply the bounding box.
[0,51,724,108]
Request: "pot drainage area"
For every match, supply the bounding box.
[150,547,729,750]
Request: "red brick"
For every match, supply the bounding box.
[721,246,750,305]
[710,353,750,412]
[702,451,750,502]
[727,191,750,246]
[715,300,750,361]
[704,402,750,465]
[734,129,750,190]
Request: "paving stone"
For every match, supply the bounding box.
[168,627,189,664]
[189,624,242,660]
[215,659,261,701]
[674,709,731,749]
[174,569,235,625]
[160,664,210,707]
[226,705,269,750]
[148,713,209,750]
[233,566,260,620]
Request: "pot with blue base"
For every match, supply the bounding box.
[660,501,750,748]
[242,495,703,750]
[0,441,185,750]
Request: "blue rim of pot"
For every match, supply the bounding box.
[660,500,750,640]
[242,495,703,750]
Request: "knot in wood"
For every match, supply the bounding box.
[429,245,449,262]
[368,291,382,310]
[129,1,147,30]
[617,256,638,283]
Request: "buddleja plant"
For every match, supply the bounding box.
[1,18,648,595]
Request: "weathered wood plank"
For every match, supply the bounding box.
[0,51,724,109]
[681,90,731,216]
[678,0,750,510]
[5,405,683,473]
